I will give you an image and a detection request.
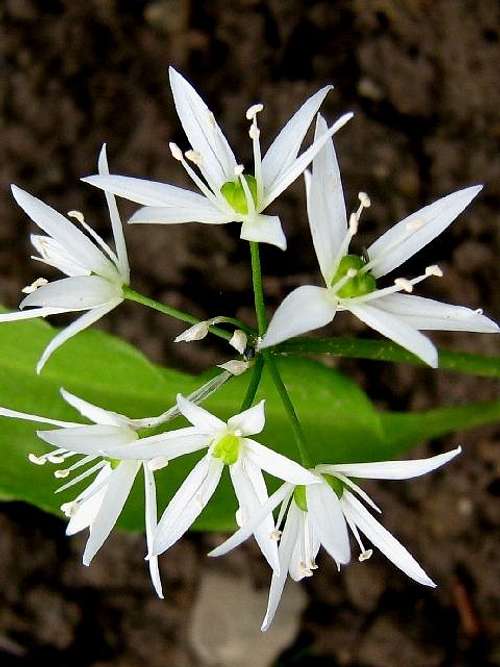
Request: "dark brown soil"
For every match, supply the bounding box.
[0,1,499,665]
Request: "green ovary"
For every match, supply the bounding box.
[220,175,258,214]
[212,433,241,465]
[323,474,345,499]
[331,254,376,298]
[106,457,121,469]
[293,485,308,512]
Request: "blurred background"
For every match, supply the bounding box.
[0,1,499,665]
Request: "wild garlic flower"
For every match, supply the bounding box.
[149,395,318,573]
[0,146,130,373]
[82,67,353,251]
[209,446,461,630]
[261,115,498,365]
[0,388,214,598]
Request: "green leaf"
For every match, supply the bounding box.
[0,317,498,534]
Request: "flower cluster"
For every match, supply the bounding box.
[0,67,497,630]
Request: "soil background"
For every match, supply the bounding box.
[0,1,499,665]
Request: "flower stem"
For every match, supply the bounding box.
[123,286,249,342]
[239,355,264,411]
[264,352,312,468]
[249,242,267,336]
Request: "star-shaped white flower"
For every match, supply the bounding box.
[0,146,130,373]
[260,115,498,365]
[82,67,353,251]
[0,388,211,598]
[149,395,318,573]
[208,446,461,630]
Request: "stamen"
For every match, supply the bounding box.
[270,529,282,541]
[248,124,260,141]
[169,142,183,161]
[475,308,483,315]
[169,142,223,207]
[22,277,48,294]
[358,191,371,208]
[185,150,203,165]
[246,105,264,204]
[55,460,106,494]
[348,212,359,235]
[330,268,358,295]
[60,501,78,517]
[359,549,373,562]
[28,453,47,465]
[246,103,264,120]
[425,264,443,277]
[67,210,85,224]
[346,264,444,305]
[54,469,70,479]
[238,169,256,216]
[234,164,244,177]
[394,277,414,293]
[68,210,118,264]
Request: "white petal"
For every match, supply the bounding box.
[143,463,164,598]
[36,299,121,373]
[227,400,266,437]
[307,481,351,564]
[153,454,223,555]
[208,483,293,558]
[37,423,138,455]
[130,203,231,225]
[240,215,287,250]
[101,429,209,461]
[66,465,112,535]
[97,145,130,283]
[230,459,280,573]
[374,293,499,333]
[306,114,347,284]
[11,185,117,280]
[0,406,80,428]
[82,460,140,565]
[342,491,435,587]
[260,285,337,348]
[244,439,318,485]
[288,511,310,581]
[0,306,67,323]
[322,446,462,480]
[261,85,333,192]
[348,302,438,367]
[261,502,300,632]
[31,234,90,276]
[368,186,482,279]
[176,394,225,434]
[60,388,126,427]
[169,67,237,189]
[20,276,121,311]
[262,112,353,209]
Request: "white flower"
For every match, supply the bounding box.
[260,115,498,365]
[208,446,461,630]
[150,395,319,573]
[0,388,210,598]
[0,145,130,373]
[82,67,353,251]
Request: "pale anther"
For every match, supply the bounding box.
[358,191,371,208]
[395,278,414,293]
[169,142,183,161]
[346,268,358,278]
[246,103,264,120]
[67,210,85,224]
[425,264,443,277]
[54,469,70,479]
[475,308,484,315]
[28,453,46,465]
[359,549,373,562]
[234,164,244,177]
[348,212,359,234]
[185,149,203,165]
[47,454,66,464]
[270,529,282,541]
[22,277,48,294]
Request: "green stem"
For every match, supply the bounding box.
[123,287,248,342]
[249,242,267,336]
[273,336,500,379]
[239,355,264,411]
[265,352,312,468]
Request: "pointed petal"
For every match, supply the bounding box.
[129,204,231,225]
[261,85,333,192]
[244,439,318,485]
[11,185,116,280]
[348,302,438,367]
[261,503,300,632]
[230,459,280,573]
[97,145,130,282]
[100,429,209,461]
[66,465,112,535]
[176,394,225,433]
[169,67,237,189]
[82,460,140,565]
[0,306,67,323]
[342,491,435,586]
[36,299,121,373]
[208,483,293,558]
[153,454,223,555]
[307,481,351,564]
[374,293,499,333]
[322,447,462,480]
[31,234,90,277]
[260,285,337,348]
[240,215,287,250]
[368,186,482,279]
[307,115,348,284]
[20,276,120,311]
[143,463,164,598]
[37,423,138,455]
[227,400,266,437]
[60,388,126,427]
[262,112,353,209]
[0,406,80,428]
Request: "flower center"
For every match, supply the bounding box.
[106,457,121,470]
[220,175,258,214]
[331,254,376,298]
[212,432,241,465]
[293,485,308,512]
[323,474,345,499]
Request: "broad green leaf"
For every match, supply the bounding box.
[0,316,497,534]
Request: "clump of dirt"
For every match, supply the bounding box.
[0,1,499,665]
